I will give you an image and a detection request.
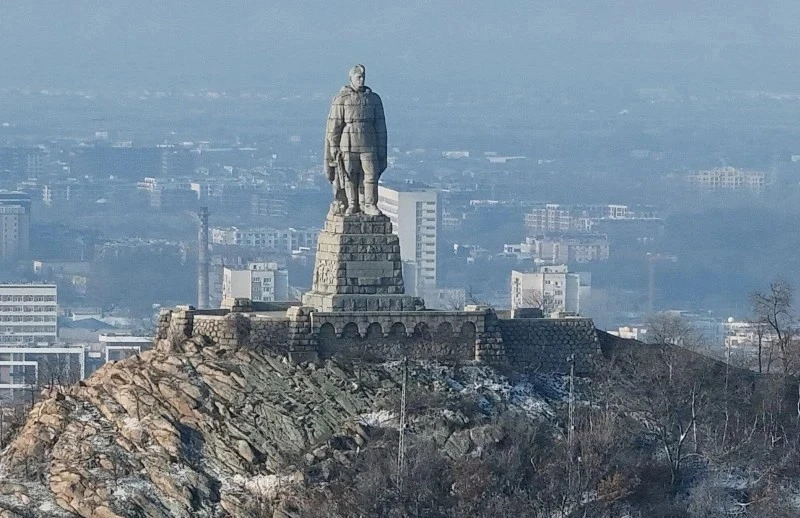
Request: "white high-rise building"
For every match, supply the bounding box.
[377,184,438,296]
[0,284,58,345]
[511,265,590,315]
[222,262,289,303]
[0,283,68,394]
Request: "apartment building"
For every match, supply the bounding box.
[0,191,31,260]
[688,167,770,193]
[222,262,289,302]
[530,234,610,263]
[211,226,318,254]
[511,265,591,314]
[377,183,438,296]
[0,284,58,345]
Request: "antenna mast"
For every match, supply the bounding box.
[396,356,408,491]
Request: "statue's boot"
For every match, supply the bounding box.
[344,182,360,215]
[362,181,383,216]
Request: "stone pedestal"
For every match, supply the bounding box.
[302,213,424,312]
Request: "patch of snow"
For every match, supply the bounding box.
[375,360,584,421]
[231,473,299,500]
[358,410,397,428]
[112,477,156,500]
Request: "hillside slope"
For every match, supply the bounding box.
[0,334,572,518]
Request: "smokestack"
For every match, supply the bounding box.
[197,206,210,309]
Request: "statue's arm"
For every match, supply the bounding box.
[326,96,345,153]
[374,95,388,171]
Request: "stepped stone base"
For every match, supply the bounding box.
[303,211,425,312]
[302,292,424,312]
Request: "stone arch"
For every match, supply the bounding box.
[319,322,336,339]
[459,321,477,340]
[317,322,337,356]
[435,321,454,340]
[342,322,361,339]
[413,322,432,341]
[389,322,407,338]
[365,322,383,341]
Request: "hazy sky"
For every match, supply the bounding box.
[0,1,797,95]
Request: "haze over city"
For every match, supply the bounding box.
[0,3,799,516]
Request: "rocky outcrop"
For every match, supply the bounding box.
[0,333,570,517]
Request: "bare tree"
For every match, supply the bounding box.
[646,312,702,350]
[37,353,82,395]
[751,280,794,374]
[515,288,557,315]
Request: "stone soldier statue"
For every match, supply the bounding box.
[324,64,388,216]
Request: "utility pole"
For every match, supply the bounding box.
[396,356,408,492]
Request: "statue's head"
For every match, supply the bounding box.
[348,64,366,90]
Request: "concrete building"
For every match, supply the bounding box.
[377,183,438,296]
[0,284,58,345]
[0,345,84,393]
[505,235,609,264]
[688,166,770,193]
[422,287,467,310]
[222,262,289,303]
[99,333,151,362]
[511,265,590,315]
[524,203,633,235]
[211,226,318,255]
[608,326,648,341]
[0,191,31,260]
[533,234,610,263]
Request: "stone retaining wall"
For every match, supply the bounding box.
[156,304,600,374]
[498,318,599,375]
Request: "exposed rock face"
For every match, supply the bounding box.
[0,334,569,517]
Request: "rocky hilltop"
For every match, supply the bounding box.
[3,328,800,517]
[0,327,575,517]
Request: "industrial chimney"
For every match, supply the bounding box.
[197,206,210,309]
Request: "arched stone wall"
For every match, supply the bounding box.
[389,322,407,338]
[342,322,360,339]
[160,304,600,375]
[413,322,431,341]
[318,322,338,357]
[460,321,477,340]
[435,322,454,340]
[309,311,485,363]
[365,322,383,341]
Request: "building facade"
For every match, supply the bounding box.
[0,284,58,345]
[0,345,84,393]
[0,192,31,260]
[523,203,636,235]
[688,167,770,193]
[100,333,151,362]
[511,265,590,314]
[505,235,609,264]
[0,283,67,393]
[532,234,610,263]
[377,184,438,296]
[222,262,289,303]
[211,226,318,254]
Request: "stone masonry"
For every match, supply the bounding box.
[156,303,600,375]
[302,212,424,312]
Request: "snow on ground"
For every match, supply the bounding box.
[379,360,578,421]
[357,410,397,429]
[231,473,302,500]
